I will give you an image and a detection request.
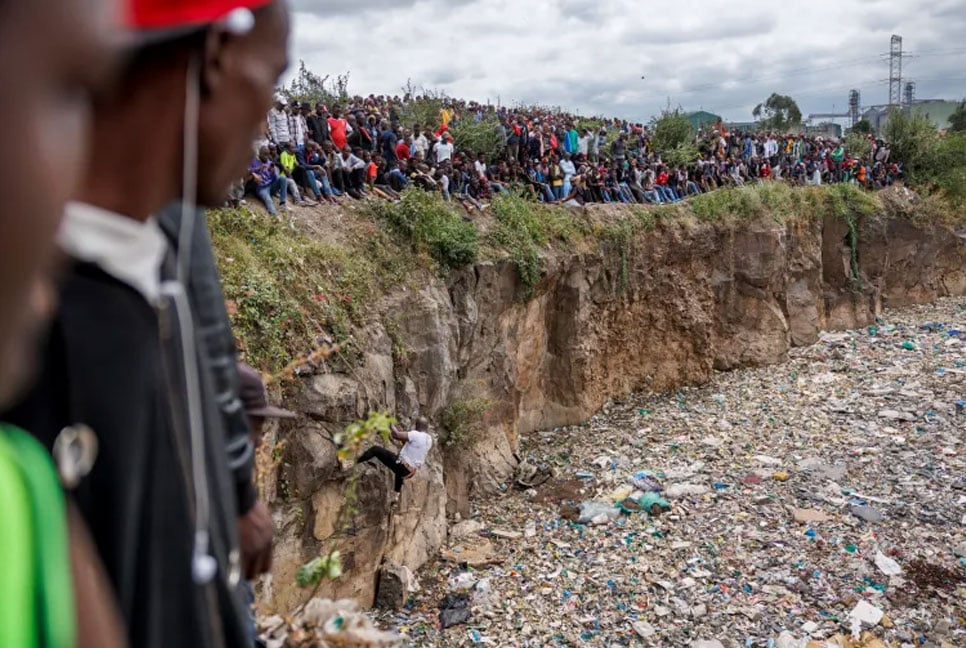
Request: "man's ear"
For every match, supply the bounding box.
[200,27,232,99]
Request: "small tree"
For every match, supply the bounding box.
[949,101,966,133]
[845,132,872,161]
[281,61,351,107]
[852,118,874,135]
[927,133,966,204]
[662,143,700,168]
[883,107,938,180]
[752,93,802,132]
[651,108,693,153]
[450,116,506,160]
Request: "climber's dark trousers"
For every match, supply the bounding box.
[357,446,411,493]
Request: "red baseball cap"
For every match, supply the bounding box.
[125,0,274,40]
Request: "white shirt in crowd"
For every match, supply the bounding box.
[268,107,290,144]
[764,137,778,157]
[440,173,451,200]
[414,134,429,157]
[435,140,454,163]
[399,430,433,469]
[340,152,366,171]
[474,159,487,178]
[560,158,576,180]
[289,113,307,146]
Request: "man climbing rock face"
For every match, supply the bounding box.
[357,417,434,497]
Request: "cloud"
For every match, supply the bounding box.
[284,0,966,122]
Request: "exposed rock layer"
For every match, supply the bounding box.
[264,207,966,611]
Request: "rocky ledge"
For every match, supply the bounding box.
[258,188,966,614]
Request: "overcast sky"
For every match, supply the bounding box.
[286,0,966,123]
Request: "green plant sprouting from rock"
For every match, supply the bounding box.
[488,192,588,297]
[295,411,395,592]
[440,398,493,449]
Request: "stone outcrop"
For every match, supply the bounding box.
[262,201,966,612]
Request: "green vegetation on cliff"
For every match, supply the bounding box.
[208,207,419,371]
[210,183,963,373]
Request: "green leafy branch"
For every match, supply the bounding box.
[294,411,396,596]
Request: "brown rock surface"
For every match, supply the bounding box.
[263,199,966,612]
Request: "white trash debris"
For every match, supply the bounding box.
[874,550,903,576]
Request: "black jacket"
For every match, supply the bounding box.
[157,204,257,515]
[306,113,329,145]
[4,259,251,648]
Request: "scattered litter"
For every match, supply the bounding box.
[874,550,903,576]
[665,483,710,498]
[627,470,662,492]
[449,519,484,540]
[438,593,470,629]
[775,631,799,648]
[792,507,832,524]
[848,600,884,634]
[850,505,885,523]
[489,529,521,540]
[260,598,400,647]
[371,300,966,646]
[439,538,501,567]
[754,455,783,466]
[631,620,656,638]
[576,501,620,525]
[636,491,671,515]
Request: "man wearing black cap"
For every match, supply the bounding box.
[238,363,297,443]
[234,363,296,578]
[235,363,295,641]
[3,1,291,647]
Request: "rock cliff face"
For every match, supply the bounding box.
[262,206,966,612]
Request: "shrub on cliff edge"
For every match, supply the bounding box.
[373,189,479,269]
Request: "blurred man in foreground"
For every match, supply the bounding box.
[4,0,290,645]
[0,0,127,645]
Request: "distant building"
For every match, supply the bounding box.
[862,99,961,134]
[805,122,842,139]
[685,110,722,131]
[724,121,758,133]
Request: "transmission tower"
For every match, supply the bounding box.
[848,89,861,128]
[888,35,903,107]
[903,81,915,112]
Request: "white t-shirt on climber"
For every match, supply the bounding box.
[399,431,433,470]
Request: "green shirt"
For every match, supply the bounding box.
[280,150,297,176]
[0,424,75,648]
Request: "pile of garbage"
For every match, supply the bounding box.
[378,299,966,646]
[260,598,401,647]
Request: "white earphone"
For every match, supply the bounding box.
[173,5,257,589]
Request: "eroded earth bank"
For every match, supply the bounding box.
[251,190,966,646]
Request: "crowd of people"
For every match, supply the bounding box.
[246,94,902,215]
[0,0,915,644]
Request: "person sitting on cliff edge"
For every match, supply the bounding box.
[356,417,434,504]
